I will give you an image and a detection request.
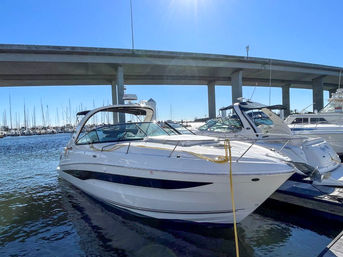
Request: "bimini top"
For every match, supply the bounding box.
[220,101,287,111]
[79,104,154,121]
[74,104,155,137]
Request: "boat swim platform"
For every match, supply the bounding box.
[0,44,343,115]
[270,176,343,221]
[318,230,343,257]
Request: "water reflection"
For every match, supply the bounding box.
[59,179,256,257]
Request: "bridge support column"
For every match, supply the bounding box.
[111,81,119,123]
[207,81,216,118]
[111,66,125,123]
[116,66,125,123]
[232,70,242,103]
[111,82,118,105]
[312,77,324,112]
[282,85,290,117]
[116,66,124,105]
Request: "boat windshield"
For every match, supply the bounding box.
[77,122,168,144]
[244,108,291,135]
[165,122,194,135]
[76,108,168,144]
[198,108,243,132]
[245,110,273,126]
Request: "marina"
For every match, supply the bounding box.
[1,45,343,256]
[0,133,342,256]
[1,1,343,256]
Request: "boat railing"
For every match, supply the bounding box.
[168,140,180,157]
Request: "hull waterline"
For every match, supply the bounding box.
[58,165,292,224]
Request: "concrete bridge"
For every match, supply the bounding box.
[0,44,342,117]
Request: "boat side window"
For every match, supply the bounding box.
[310,117,328,124]
[291,117,309,124]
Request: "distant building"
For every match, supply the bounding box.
[147,98,157,120]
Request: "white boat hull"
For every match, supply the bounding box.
[290,127,343,155]
[58,164,291,224]
[58,104,294,225]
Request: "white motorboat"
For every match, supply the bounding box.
[193,101,343,187]
[58,104,294,225]
[285,88,343,155]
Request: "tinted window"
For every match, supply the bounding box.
[291,118,309,124]
[310,117,328,124]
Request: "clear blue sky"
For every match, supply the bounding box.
[0,0,341,126]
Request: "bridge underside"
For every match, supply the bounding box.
[0,44,342,117]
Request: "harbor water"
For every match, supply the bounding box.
[0,134,342,257]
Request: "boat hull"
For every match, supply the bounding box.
[290,128,343,155]
[58,164,291,224]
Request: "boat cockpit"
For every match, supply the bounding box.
[73,105,169,145]
[198,101,291,138]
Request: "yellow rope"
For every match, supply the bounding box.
[226,139,240,257]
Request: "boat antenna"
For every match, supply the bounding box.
[339,70,342,89]
[245,45,249,59]
[129,0,135,51]
[249,84,257,100]
[300,103,314,114]
[269,59,272,105]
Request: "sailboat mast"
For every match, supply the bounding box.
[9,94,12,129]
[41,99,45,127]
[69,99,72,125]
[23,101,27,129]
[33,106,36,128]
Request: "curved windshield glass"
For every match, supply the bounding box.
[198,108,243,132]
[244,108,291,135]
[166,122,194,135]
[77,122,167,144]
[76,109,168,144]
[245,110,273,126]
[198,118,243,132]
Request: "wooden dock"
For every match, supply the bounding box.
[318,230,343,257]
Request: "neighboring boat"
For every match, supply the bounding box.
[0,131,5,138]
[285,88,343,155]
[58,104,294,225]
[193,101,343,187]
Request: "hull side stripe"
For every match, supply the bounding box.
[63,169,212,189]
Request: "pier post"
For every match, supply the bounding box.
[207,81,216,118]
[116,66,125,123]
[312,77,324,112]
[282,84,290,117]
[231,70,243,104]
